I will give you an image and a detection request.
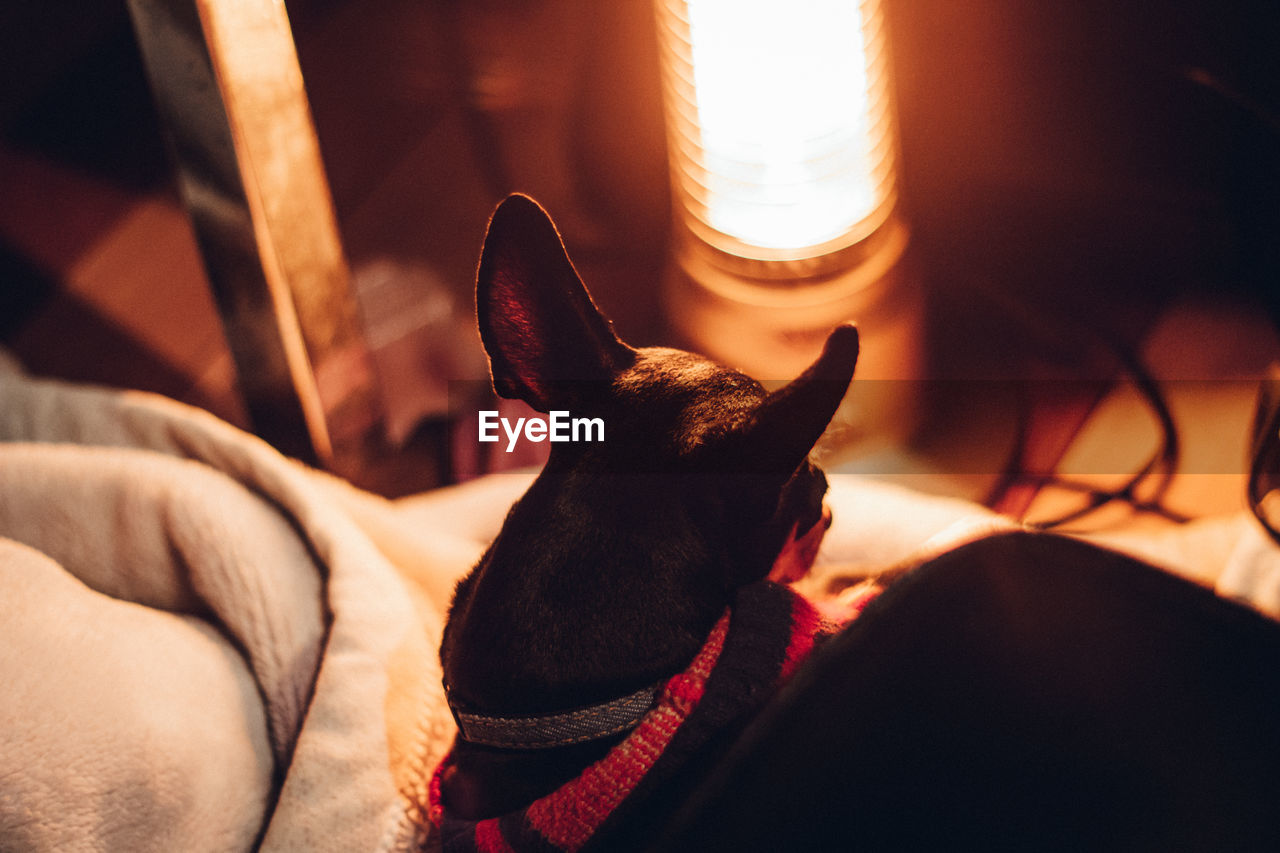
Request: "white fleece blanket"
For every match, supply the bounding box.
[2,353,1278,851]
[0,355,473,852]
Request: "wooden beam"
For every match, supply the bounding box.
[126,0,379,466]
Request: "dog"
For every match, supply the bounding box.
[428,196,1280,852]
[429,194,863,851]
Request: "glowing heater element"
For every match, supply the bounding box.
[657,0,900,269]
[656,0,918,443]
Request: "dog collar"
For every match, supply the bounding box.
[445,682,663,750]
[429,581,859,852]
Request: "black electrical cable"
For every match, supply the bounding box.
[985,64,1280,531]
[1184,66,1280,544]
[1247,369,1280,547]
[1014,333,1188,531]
[976,303,1188,531]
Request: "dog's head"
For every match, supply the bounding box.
[442,194,858,718]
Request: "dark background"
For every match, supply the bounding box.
[1,0,1277,486]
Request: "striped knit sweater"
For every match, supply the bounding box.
[428,581,860,852]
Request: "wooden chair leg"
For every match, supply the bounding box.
[126,0,380,468]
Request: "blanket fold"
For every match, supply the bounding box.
[0,361,464,851]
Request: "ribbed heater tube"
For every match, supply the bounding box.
[655,0,902,278]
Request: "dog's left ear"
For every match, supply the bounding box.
[736,324,860,475]
[477,194,635,411]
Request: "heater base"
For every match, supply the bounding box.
[664,220,921,451]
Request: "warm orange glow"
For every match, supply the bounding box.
[657,0,899,263]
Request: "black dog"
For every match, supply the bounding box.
[430,195,860,851]
[429,196,1280,852]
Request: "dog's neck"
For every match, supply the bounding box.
[432,582,847,844]
[436,563,726,823]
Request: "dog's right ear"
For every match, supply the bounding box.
[477,194,635,411]
[732,324,860,476]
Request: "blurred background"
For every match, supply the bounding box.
[1,0,1277,525]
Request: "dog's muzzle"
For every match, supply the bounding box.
[768,501,833,584]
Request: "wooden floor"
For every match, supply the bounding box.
[2,1,1277,524]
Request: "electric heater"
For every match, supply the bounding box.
[655,0,917,411]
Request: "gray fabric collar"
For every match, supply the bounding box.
[445,683,662,750]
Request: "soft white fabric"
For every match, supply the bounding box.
[2,353,1278,851]
[0,537,271,853]
[0,361,472,851]
[1089,506,1280,621]
[811,476,1280,623]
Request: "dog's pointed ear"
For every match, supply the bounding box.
[736,324,859,474]
[477,194,634,411]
